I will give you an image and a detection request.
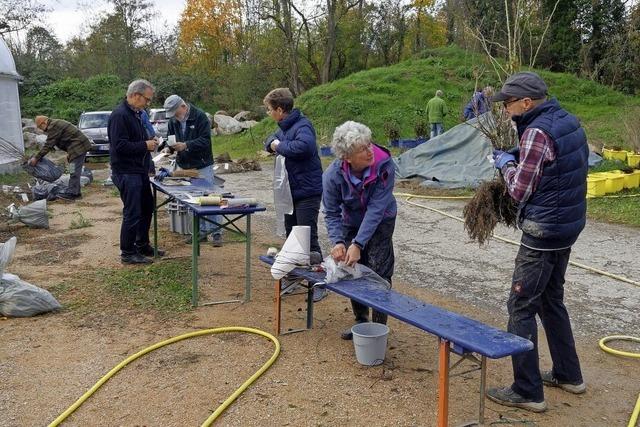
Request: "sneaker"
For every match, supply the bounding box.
[541,371,586,394]
[340,319,368,341]
[486,387,547,413]
[185,233,207,244]
[121,253,153,265]
[136,245,165,257]
[211,233,223,247]
[312,287,328,302]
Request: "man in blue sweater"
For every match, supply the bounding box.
[488,72,588,412]
[108,79,162,264]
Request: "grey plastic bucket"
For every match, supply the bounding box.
[351,322,389,366]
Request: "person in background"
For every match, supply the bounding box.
[140,109,157,175]
[30,115,92,200]
[463,86,494,120]
[425,89,448,138]
[108,79,163,264]
[164,94,222,246]
[487,71,588,413]
[323,121,397,340]
[263,88,326,302]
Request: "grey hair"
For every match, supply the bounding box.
[126,79,155,96]
[436,89,443,97]
[331,121,372,159]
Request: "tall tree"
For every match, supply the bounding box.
[0,0,47,37]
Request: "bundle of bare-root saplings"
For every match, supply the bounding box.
[463,105,519,245]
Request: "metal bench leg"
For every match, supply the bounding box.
[479,356,486,425]
[438,338,450,427]
[275,279,282,335]
[306,284,314,329]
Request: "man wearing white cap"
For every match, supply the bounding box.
[164,95,222,246]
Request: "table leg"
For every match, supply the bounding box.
[479,356,487,425]
[245,214,252,302]
[306,284,314,329]
[437,339,450,427]
[275,279,281,335]
[153,186,158,257]
[192,214,200,307]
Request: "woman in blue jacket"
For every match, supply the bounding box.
[323,121,397,340]
[264,88,323,256]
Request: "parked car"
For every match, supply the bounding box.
[149,108,168,138]
[79,111,111,157]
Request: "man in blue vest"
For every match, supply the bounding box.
[487,72,588,412]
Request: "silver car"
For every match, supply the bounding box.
[149,108,168,138]
[79,111,111,157]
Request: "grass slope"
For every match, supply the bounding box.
[216,45,640,158]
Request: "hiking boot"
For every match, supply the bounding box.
[121,253,153,265]
[340,319,368,341]
[185,233,207,244]
[211,233,223,247]
[486,387,547,413]
[312,287,328,302]
[136,245,165,257]
[541,370,586,394]
[280,278,303,294]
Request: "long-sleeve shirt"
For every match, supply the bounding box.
[500,128,556,203]
[35,119,92,162]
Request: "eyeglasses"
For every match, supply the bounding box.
[502,98,521,108]
[138,93,152,104]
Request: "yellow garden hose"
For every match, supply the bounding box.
[48,327,281,427]
[598,336,640,359]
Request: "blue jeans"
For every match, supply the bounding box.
[197,165,222,237]
[112,173,154,256]
[508,245,583,401]
[430,123,444,138]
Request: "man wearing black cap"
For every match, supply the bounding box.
[487,71,588,412]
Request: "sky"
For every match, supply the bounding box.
[41,0,186,43]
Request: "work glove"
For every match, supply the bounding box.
[493,150,516,169]
[154,167,172,182]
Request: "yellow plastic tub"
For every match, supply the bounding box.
[602,172,625,193]
[607,170,640,189]
[627,152,640,168]
[586,176,607,198]
[602,148,628,162]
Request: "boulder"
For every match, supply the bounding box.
[239,120,258,129]
[23,132,39,149]
[213,114,243,135]
[233,111,252,122]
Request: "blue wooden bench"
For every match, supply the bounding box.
[259,255,533,426]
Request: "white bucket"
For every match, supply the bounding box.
[351,322,389,366]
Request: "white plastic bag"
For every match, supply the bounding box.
[8,200,49,229]
[0,237,17,277]
[322,256,392,289]
[273,155,294,237]
[0,273,62,317]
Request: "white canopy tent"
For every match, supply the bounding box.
[0,37,23,174]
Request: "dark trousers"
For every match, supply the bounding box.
[112,173,154,256]
[68,153,86,196]
[345,218,395,324]
[508,245,583,401]
[285,195,322,256]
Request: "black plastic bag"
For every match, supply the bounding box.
[22,158,63,182]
